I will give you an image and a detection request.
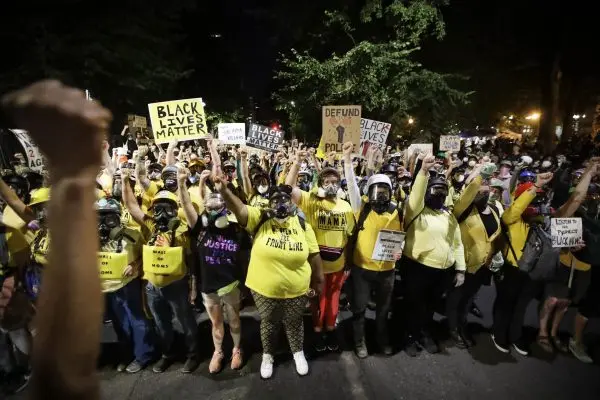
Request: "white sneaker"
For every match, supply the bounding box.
[569,338,593,364]
[260,353,274,379]
[293,351,309,376]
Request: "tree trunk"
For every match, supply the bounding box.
[538,53,561,155]
[559,77,574,145]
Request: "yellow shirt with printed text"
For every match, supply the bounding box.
[298,191,355,273]
[100,229,144,293]
[244,206,319,299]
[141,218,188,288]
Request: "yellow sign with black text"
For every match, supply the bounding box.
[97,252,128,279]
[148,98,208,144]
[143,246,185,275]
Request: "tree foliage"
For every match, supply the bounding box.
[273,0,471,142]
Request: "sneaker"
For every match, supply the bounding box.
[152,356,174,373]
[512,340,529,356]
[209,351,224,374]
[405,336,421,357]
[231,348,243,370]
[569,338,593,364]
[116,362,129,373]
[125,360,144,374]
[260,353,274,379]
[491,334,510,354]
[450,329,469,349]
[293,351,309,376]
[314,332,327,352]
[355,342,369,359]
[419,334,439,354]
[326,331,339,352]
[181,357,200,374]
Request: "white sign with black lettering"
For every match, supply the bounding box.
[551,218,582,248]
[10,129,44,172]
[439,135,461,152]
[371,230,405,262]
[218,123,246,144]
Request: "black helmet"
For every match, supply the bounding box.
[4,172,30,202]
[379,164,398,175]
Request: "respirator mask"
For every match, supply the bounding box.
[98,212,121,244]
[317,184,339,198]
[153,202,178,232]
[270,195,296,223]
[368,183,392,214]
[163,177,178,192]
[202,193,229,229]
[425,178,448,210]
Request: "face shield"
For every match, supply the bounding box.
[368,183,392,213]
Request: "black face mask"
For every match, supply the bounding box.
[153,204,177,232]
[372,200,390,214]
[299,182,311,191]
[473,192,490,212]
[425,193,446,210]
[98,213,121,243]
[163,178,178,192]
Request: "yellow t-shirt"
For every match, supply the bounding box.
[559,252,591,272]
[1,207,33,270]
[99,229,143,293]
[248,193,270,209]
[141,218,188,287]
[298,191,355,273]
[244,206,319,299]
[353,203,402,272]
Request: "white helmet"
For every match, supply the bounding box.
[366,174,392,190]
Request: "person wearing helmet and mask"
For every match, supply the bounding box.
[492,171,554,356]
[121,173,199,374]
[186,159,206,187]
[95,198,156,374]
[21,172,43,192]
[401,154,466,357]
[297,170,313,192]
[342,142,400,359]
[176,167,248,374]
[286,150,356,353]
[215,173,324,379]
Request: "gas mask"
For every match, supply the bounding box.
[523,191,553,218]
[163,177,178,192]
[473,190,490,212]
[112,179,123,201]
[270,196,295,223]
[188,173,199,185]
[98,212,121,244]
[368,184,392,214]
[425,178,448,210]
[31,205,47,225]
[384,174,398,191]
[317,184,339,198]
[202,193,229,229]
[153,202,178,232]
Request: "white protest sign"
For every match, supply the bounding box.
[371,230,406,262]
[406,143,433,161]
[439,135,461,152]
[10,129,44,172]
[551,218,583,248]
[218,123,246,144]
[359,118,391,158]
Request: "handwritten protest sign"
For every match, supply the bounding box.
[218,123,246,144]
[439,135,461,152]
[551,218,583,248]
[147,98,208,144]
[320,105,362,154]
[406,143,433,161]
[371,230,406,262]
[247,123,285,152]
[128,114,147,129]
[10,129,44,172]
[359,118,391,158]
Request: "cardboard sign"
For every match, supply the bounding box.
[406,143,433,161]
[551,218,583,248]
[218,123,246,144]
[247,123,285,152]
[10,129,44,172]
[97,252,128,279]
[128,114,147,129]
[147,98,208,144]
[360,118,391,157]
[320,105,362,153]
[143,246,185,275]
[371,230,405,262]
[439,135,461,152]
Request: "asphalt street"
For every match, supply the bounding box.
[8,283,600,400]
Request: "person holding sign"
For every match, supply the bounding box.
[342,142,401,359]
[401,154,466,357]
[214,177,324,379]
[121,176,199,374]
[176,168,248,374]
[95,198,156,373]
[286,149,356,353]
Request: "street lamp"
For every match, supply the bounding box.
[525,112,540,121]
[408,117,414,125]
[290,101,295,107]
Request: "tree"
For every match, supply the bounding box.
[272,0,471,142]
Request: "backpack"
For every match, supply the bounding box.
[503,221,560,281]
[346,201,401,268]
